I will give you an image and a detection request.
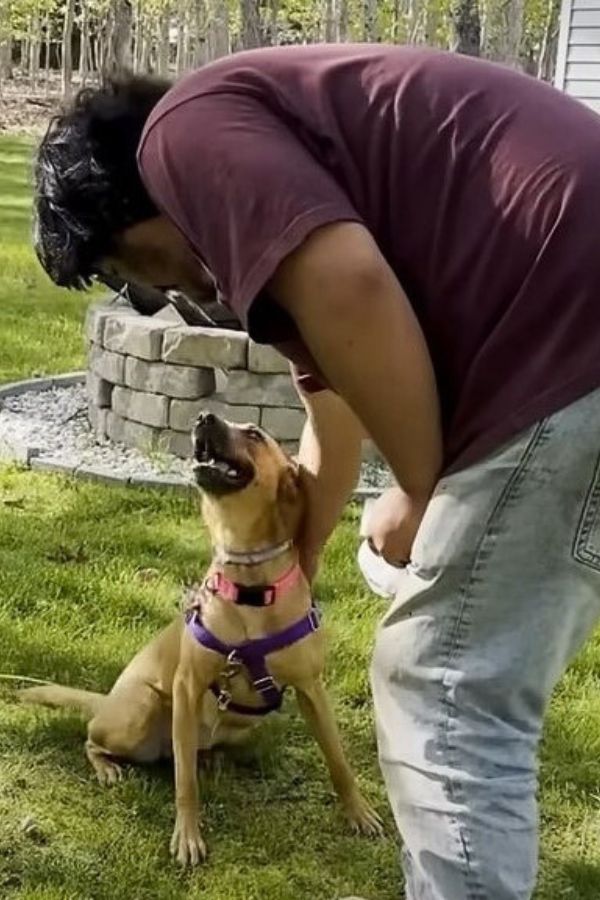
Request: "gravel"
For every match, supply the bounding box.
[0,382,392,494]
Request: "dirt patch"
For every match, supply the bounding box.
[0,74,74,135]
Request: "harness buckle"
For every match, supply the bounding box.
[226,650,241,667]
[253,675,277,694]
[216,688,232,711]
[308,607,321,632]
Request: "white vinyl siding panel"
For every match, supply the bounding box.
[556,0,600,105]
[579,96,600,111]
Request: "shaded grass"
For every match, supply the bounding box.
[0,135,599,899]
[0,135,90,383]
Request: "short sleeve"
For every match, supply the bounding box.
[273,340,329,395]
[137,91,362,341]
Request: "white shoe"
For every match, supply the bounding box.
[357,537,405,599]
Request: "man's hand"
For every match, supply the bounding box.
[366,486,429,565]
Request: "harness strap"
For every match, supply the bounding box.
[185,606,321,716]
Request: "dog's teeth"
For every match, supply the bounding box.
[227,467,237,477]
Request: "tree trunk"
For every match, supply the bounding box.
[97,29,105,80]
[104,0,133,76]
[1,36,11,76]
[537,0,560,79]
[80,1,89,86]
[337,0,348,40]
[43,14,51,93]
[390,0,401,42]
[139,31,150,72]
[206,0,230,60]
[192,0,207,65]
[0,37,12,98]
[267,0,278,45]
[136,1,151,73]
[62,0,76,100]
[239,0,261,49]
[22,35,29,73]
[0,0,10,95]
[158,5,170,76]
[451,0,481,56]
[176,0,188,73]
[485,0,525,67]
[363,0,378,41]
[425,1,440,45]
[132,0,140,71]
[323,0,335,41]
[29,12,41,89]
[506,0,525,68]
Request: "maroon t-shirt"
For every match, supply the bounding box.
[138,44,600,472]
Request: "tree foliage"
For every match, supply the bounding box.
[0,0,562,98]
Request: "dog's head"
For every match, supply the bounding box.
[191,412,304,549]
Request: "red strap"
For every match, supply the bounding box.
[272,563,302,600]
[205,563,302,606]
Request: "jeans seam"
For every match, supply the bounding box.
[435,418,554,900]
[572,448,600,570]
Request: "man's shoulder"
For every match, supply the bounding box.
[139,44,446,147]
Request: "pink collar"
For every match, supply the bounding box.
[204,563,302,607]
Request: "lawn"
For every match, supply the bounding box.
[0,136,599,900]
[0,136,88,383]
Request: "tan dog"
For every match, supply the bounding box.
[20,412,381,865]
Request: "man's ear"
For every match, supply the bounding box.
[277,460,301,505]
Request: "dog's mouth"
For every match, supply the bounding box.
[192,418,254,495]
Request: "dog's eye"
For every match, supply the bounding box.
[246,427,264,442]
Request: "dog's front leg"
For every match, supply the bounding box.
[171,644,222,866]
[295,678,383,836]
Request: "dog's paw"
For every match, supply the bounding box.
[93,757,123,787]
[170,813,207,866]
[344,793,384,837]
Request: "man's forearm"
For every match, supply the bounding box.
[297,389,363,555]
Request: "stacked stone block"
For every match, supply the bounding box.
[85,301,305,459]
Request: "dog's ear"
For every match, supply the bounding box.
[277,460,301,505]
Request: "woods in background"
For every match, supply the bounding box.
[0,0,561,102]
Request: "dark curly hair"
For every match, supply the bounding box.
[33,74,170,289]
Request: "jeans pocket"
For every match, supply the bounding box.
[573,452,600,571]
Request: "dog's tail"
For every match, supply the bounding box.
[18,684,106,717]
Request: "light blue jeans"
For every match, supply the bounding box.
[367,389,600,900]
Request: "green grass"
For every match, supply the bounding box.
[0,135,599,899]
[0,136,89,382]
[0,472,395,900]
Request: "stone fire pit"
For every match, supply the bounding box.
[0,297,387,493]
[85,300,305,459]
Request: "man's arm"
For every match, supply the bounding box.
[295,386,364,580]
[269,222,443,562]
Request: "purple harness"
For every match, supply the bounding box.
[185,606,321,716]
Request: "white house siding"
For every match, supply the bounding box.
[556,0,600,112]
